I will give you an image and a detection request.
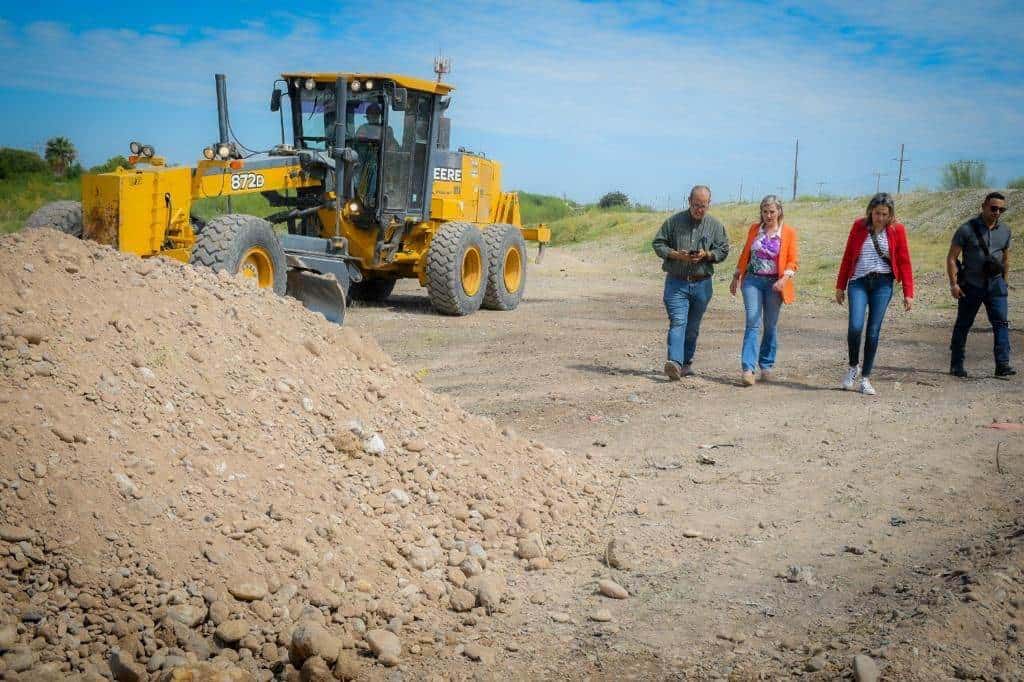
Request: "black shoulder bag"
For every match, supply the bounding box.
[960,220,1004,285]
[868,228,892,267]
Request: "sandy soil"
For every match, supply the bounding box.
[350,242,1024,680]
[1,225,1021,682]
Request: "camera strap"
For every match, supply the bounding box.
[971,219,992,260]
[968,218,1003,283]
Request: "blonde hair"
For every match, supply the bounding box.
[760,194,784,223]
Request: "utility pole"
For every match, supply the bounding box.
[872,171,888,193]
[893,144,910,194]
[792,139,799,201]
[738,178,743,204]
[816,181,827,196]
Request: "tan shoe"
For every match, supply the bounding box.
[664,361,682,381]
[742,371,756,386]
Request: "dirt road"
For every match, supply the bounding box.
[350,242,1024,679]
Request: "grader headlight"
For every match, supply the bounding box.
[129,141,142,155]
[202,147,215,160]
[304,78,316,91]
[140,145,155,158]
[350,80,362,92]
[216,144,231,159]
[364,79,374,90]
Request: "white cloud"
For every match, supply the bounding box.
[0,1,1019,198]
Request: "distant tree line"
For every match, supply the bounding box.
[0,137,132,181]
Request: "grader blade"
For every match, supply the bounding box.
[286,269,347,324]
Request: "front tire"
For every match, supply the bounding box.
[482,224,527,310]
[190,214,287,295]
[426,222,487,316]
[25,200,83,238]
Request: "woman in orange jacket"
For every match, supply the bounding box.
[730,195,800,386]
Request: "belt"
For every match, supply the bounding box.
[680,274,709,282]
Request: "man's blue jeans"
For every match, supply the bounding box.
[740,275,783,371]
[847,273,894,377]
[950,277,1011,367]
[663,275,713,367]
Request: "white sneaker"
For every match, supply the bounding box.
[841,365,859,390]
[860,377,876,396]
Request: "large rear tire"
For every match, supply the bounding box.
[24,200,83,238]
[348,277,397,303]
[482,224,527,311]
[426,222,487,316]
[190,214,287,295]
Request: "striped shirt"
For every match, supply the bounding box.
[851,230,892,281]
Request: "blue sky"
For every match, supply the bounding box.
[1,0,1021,205]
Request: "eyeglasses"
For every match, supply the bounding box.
[988,206,1008,213]
[690,202,710,210]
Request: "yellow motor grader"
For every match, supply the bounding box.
[25,73,549,322]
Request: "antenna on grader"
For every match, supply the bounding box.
[433,55,451,83]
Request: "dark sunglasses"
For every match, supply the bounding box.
[988,206,1008,213]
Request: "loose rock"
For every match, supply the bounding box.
[365,629,401,667]
[598,579,629,599]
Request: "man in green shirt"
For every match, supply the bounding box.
[652,185,730,379]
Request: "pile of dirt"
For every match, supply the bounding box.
[0,229,611,680]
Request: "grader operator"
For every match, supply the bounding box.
[25,72,549,322]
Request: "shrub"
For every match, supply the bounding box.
[598,191,630,209]
[89,156,134,174]
[940,161,989,190]
[0,148,49,179]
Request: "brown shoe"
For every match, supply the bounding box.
[664,361,682,381]
[742,371,756,386]
[680,364,695,377]
[760,369,772,382]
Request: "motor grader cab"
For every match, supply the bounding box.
[25,72,549,322]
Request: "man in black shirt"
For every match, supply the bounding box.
[946,192,1014,378]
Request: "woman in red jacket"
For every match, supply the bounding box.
[835,193,914,396]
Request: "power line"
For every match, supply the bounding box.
[872,171,888,193]
[792,139,799,201]
[893,144,910,194]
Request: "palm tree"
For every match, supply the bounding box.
[44,137,77,176]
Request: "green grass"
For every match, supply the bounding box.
[191,193,274,223]
[516,191,576,225]
[546,189,1023,301]
[5,170,1019,306]
[0,173,80,234]
[3,173,570,232]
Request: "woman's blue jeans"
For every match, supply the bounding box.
[847,273,894,376]
[740,275,782,371]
